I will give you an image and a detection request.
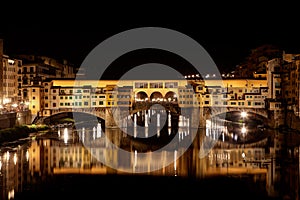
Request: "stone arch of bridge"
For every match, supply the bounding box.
[42,111,106,125]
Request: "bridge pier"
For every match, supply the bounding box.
[105,108,118,129]
[105,107,131,129]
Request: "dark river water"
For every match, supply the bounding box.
[1,114,300,200]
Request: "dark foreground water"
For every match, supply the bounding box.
[15,174,274,200]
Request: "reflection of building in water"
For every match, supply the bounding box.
[25,128,269,178]
[207,147,266,169]
[2,127,300,199]
[28,139,107,175]
[0,148,29,200]
[27,136,180,176]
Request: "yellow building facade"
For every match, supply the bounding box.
[26,78,269,119]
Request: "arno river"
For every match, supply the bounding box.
[1,111,300,200]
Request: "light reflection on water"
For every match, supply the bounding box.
[0,120,300,199]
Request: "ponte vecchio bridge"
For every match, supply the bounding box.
[38,79,271,128]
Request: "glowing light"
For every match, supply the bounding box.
[242,152,246,158]
[26,150,29,161]
[241,126,247,134]
[97,122,102,138]
[93,126,96,140]
[174,150,177,171]
[4,151,9,162]
[168,111,171,127]
[241,111,247,118]
[63,128,68,144]
[13,153,17,165]
[3,98,10,104]
[8,189,14,199]
[8,59,15,65]
[134,150,137,168]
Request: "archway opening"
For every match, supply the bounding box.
[150,92,163,102]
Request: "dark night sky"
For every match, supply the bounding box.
[1,12,300,75]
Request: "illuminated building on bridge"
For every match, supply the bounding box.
[25,78,278,127]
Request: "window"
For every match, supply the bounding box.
[165,82,178,88]
[135,82,148,88]
[150,82,163,88]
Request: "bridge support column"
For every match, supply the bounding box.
[190,107,201,129]
[199,107,210,129]
[105,107,130,129]
[105,108,118,129]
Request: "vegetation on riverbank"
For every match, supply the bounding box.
[0,124,49,144]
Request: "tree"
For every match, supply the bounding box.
[237,44,282,78]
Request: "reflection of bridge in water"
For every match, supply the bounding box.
[41,99,272,176]
[0,117,287,199]
[51,112,272,176]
